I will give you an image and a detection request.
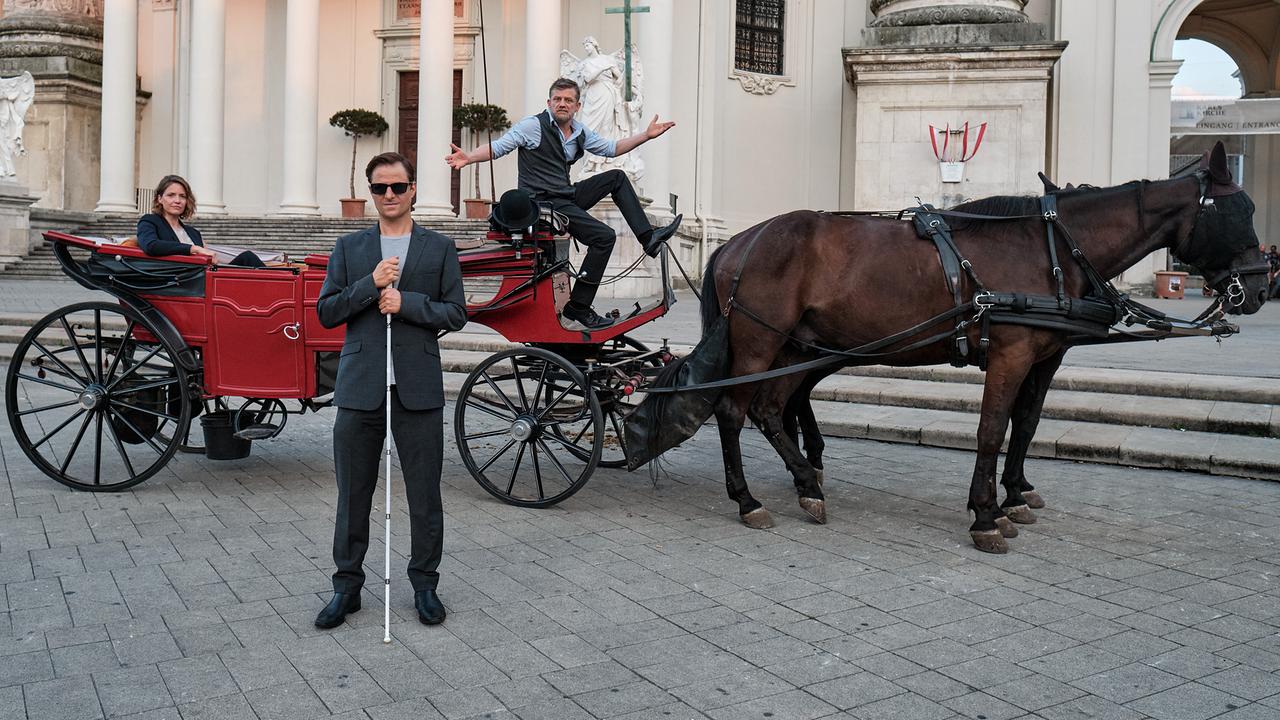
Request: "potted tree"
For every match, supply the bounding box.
[452,103,511,218]
[328,109,389,218]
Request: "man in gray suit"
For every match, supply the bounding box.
[315,152,467,629]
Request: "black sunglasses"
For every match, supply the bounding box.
[370,182,412,196]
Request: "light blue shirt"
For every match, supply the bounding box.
[490,114,617,161]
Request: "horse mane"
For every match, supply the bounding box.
[946,182,1140,231]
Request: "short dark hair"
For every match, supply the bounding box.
[364,152,416,183]
[548,78,580,101]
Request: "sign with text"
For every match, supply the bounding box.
[1172,98,1280,135]
[396,0,464,19]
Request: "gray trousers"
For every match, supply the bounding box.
[331,388,443,594]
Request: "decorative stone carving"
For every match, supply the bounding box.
[0,71,35,177]
[870,0,1028,27]
[560,36,645,183]
[4,0,102,19]
[733,72,785,95]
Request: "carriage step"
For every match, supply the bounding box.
[233,424,281,441]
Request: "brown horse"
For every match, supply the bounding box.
[627,143,1269,553]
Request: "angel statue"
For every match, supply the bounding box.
[0,72,36,178]
[560,36,644,183]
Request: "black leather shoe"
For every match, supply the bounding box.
[561,304,615,330]
[642,214,683,257]
[314,591,360,629]
[415,589,446,625]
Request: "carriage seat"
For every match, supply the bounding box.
[489,188,568,238]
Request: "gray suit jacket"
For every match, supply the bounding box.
[317,224,467,411]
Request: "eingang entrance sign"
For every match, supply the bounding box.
[1172,97,1280,135]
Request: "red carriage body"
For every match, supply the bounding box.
[13,227,675,499]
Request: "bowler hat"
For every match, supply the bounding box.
[491,189,540,232]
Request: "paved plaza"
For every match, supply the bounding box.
[3,394,1280,719]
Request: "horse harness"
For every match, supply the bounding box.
[642,174,1250,394]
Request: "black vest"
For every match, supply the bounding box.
[517,110,584,200]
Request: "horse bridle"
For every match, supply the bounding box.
[1177,171,1269,308]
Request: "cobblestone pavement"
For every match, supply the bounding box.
[3,398,1280,720]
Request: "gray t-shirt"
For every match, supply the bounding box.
[380,233,410,384]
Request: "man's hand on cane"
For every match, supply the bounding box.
[373,256,399,288]
[379,288,401,315]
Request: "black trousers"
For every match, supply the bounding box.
[227,250,266,268]
[542,169,653,309]
[331,388,444,594]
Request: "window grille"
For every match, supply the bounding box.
[735,0,785,76]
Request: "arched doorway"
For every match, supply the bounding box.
[1153,0,1280,251]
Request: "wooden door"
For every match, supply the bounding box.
[397,69,463,214]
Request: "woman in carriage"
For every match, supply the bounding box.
[137,174,265,268]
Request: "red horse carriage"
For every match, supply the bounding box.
[5,208,675,506]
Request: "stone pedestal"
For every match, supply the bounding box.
[843,0,1065,210]
[0,1,109,212]
[568,199,663,300]
[0,180,38,269]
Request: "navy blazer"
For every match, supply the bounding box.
[317,223,468,411]
[136,213,204,256]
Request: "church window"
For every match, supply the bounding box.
[734,0,785,76]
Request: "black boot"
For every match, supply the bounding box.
[641,214,683,257]
[415,589,446,625]
[561,303,614,330]
[314,591,360,629]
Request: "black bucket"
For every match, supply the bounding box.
[200,412,251,460]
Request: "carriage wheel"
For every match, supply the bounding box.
[560,336,662,469]
[4,301,193,491]
[454,347,603,508]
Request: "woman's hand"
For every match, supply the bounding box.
[190,246,218,264]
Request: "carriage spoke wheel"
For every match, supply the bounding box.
[560,336,662,469]
[5,301,192,491]
[455,347,603,508]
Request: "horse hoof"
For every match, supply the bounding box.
[815,469,824,488]
[971,529,1008,554]
[742,508,775,529]
[799,497,827,524]
[1004,504,1037,524]
[994,516,1019,538]
[1022,490,1045,509]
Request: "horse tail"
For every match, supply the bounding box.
[623,246,734,470]
[699,244,726,336]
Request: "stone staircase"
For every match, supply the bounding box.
[3,214,492,279]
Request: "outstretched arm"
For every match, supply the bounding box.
[614,114,675,156]
[445,115,539,169]
[445,143,492,170]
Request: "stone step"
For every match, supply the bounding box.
[5,216,493,278]
[433,369,1280,482]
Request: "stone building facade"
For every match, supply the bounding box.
[3,1,1277,285]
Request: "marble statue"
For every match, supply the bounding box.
[559,36,645,183]
[0,72,35,178]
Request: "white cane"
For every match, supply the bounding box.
[383,307,392,644]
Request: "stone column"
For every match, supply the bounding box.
[523,0,560,115]
[638,0,672,217]
[869,0,1029,27]
[188,0,225,214]
[414,0,455,216]
[1,0,108,212]
[277,0,320,215]
[845,0,1063,209]
[94,0,135,213]
[1143,59,1183,276]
